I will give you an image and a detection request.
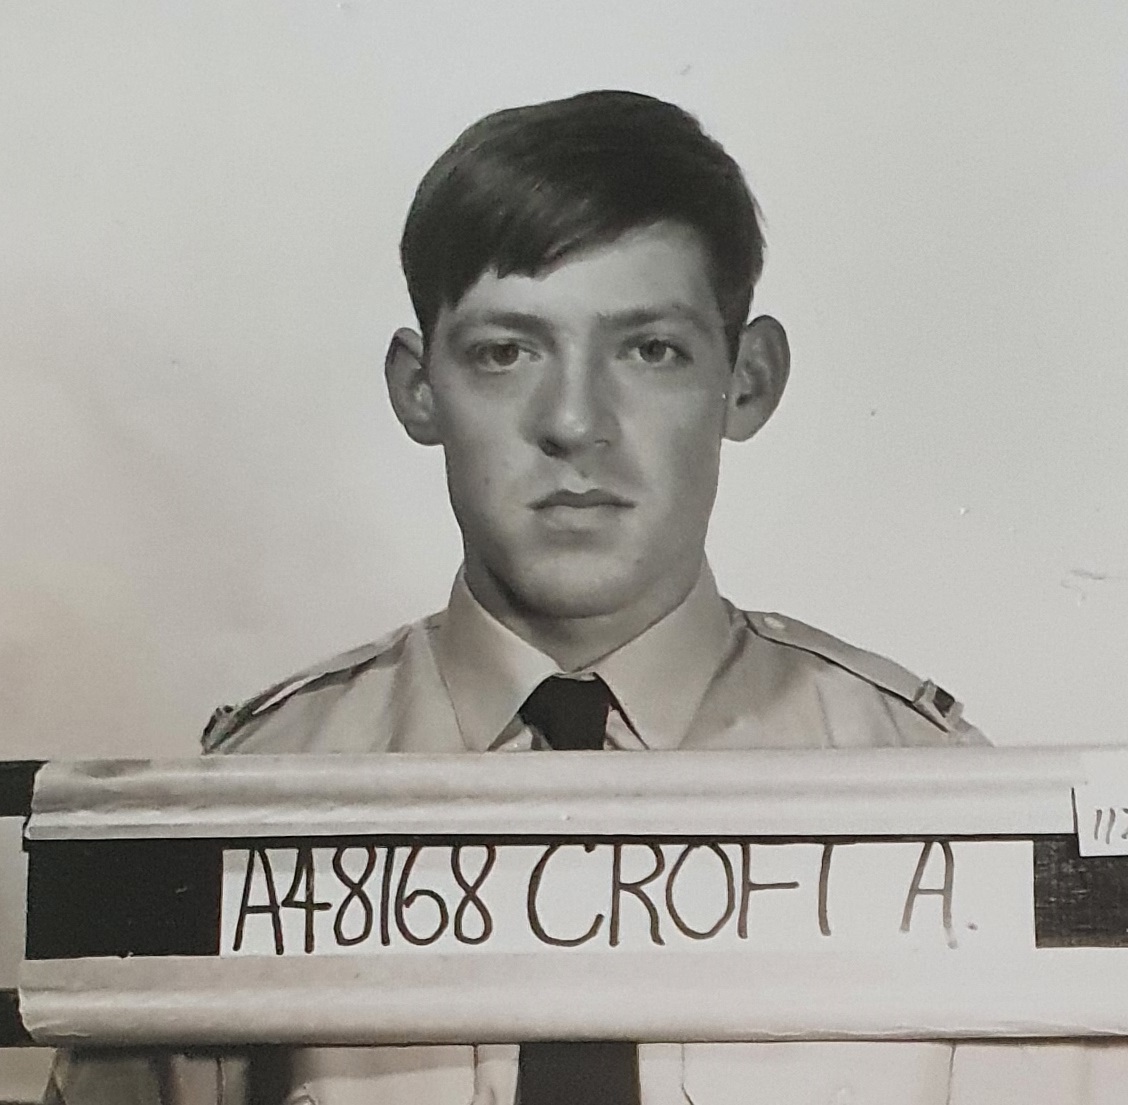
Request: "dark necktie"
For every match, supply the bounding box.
[519,674,613,751]
[516,676,641,1105]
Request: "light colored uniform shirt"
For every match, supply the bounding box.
[49,564,1125,1105]
[203,563,981,758]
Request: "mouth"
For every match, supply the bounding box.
[531,489,634,510]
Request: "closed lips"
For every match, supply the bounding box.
[532,490,633,508]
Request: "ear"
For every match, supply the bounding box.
[385,327,442,446]
[723,315,790,442]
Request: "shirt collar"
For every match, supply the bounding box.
[433,562,733,752]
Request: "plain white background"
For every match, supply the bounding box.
[1,1,1126,1096]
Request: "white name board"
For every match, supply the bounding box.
[26,751,1128,1047]
[222,839,1034,958]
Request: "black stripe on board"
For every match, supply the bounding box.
[0,762,43,819]
[1034,835,1128,947]
[25,839,224,959]
[0,990,31,1047]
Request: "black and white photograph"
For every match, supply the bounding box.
[2,3,1127,1103]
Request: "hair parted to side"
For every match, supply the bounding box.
[400,90,765,356]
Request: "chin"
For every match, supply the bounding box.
[515,562,643,621]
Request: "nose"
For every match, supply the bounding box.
[530,350,617,458]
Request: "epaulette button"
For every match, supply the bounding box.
[911,680,964,729]
[203,704,235,741]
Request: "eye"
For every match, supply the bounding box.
[468,341,539,372]
[629,338,689,367]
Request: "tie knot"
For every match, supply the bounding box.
[519,675,614,751]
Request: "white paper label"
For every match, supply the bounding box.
[1074,752,1128,856]
[220,839,1033,958]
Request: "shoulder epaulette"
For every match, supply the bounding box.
[201,634,403,752]
[746,611,964,733]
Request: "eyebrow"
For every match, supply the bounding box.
[444,303,719,342]
[444,311,555,344]
[593,303,718,336]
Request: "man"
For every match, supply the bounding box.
[48,90,987,1105]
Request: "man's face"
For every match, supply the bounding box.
[425,221,735,625]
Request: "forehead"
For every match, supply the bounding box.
[436,222,724,332]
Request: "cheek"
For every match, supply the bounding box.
[444,426,521,510]
[646,403,724,493]
[673,446,722,519]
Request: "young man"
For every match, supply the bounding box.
[48,91,985,1105]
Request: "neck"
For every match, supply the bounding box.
[463,561,701,671]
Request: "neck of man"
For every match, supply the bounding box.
[463,558,700,672]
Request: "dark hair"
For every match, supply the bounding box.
[400,90,764,355]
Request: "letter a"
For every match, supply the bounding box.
[232,847,285,955]
[900,841,955,948]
